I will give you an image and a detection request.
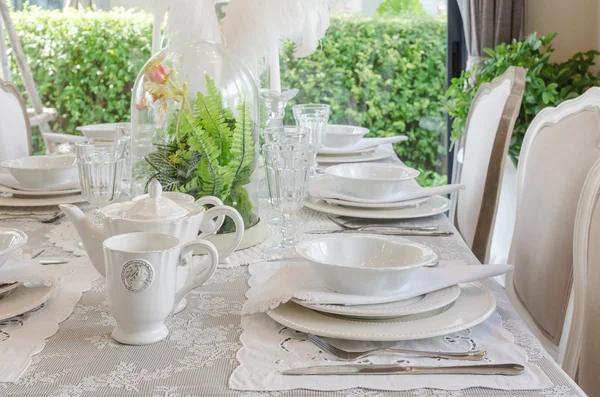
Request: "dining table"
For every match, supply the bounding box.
[0,150,588,397]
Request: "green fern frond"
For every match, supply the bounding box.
[224,96,256,194]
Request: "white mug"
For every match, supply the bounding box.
[102,232,218,345]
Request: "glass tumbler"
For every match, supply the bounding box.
[292,104,330,172]
[75,138,128,226]
[263,142,315,256]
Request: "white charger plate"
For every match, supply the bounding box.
[0,185,80,197]
[0,194,86,207]
[267,282,495,341]
[304,195,451,220]
[292,285,461,319]
[325,196,428,210]
[316,145,394,164]
[0,284,55,321]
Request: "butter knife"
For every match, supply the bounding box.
[305,229,453,237]
[283,363,524,376]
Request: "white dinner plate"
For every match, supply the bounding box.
[318,146,375,156]
[304,195,451,220]
[0,284,55,321]
[0,194,86,207]
[292,285,461,319]
[0,174,80,193]
[267,282,495,341]
[316,145,394,164]
[325,196,428,210]
[0,185,80,197]
[0,282,21,299]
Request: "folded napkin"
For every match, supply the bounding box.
[0,174,80,192]
[242,260,512,314]
[0,256,59,286]
[320,136,407,154]
[309,175,463,204]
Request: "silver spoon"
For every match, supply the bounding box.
[328,216,438,232]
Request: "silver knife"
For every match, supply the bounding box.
[283,363,524,376]
[305,230,453,237]
[40,259,69,265]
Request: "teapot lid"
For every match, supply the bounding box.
[121,179,189,221]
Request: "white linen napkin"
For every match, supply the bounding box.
[0,174,80,192]
[0,256,59,286]
[320,136,407,154]
[309,175,463,204]
[242,260,513,314]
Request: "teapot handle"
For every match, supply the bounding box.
[200,206,244,261]
[172,239,219,314]
[194,196,226,233]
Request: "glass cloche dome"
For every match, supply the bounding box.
[130,40,260,234]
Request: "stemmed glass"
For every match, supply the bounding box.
[293,104,330,173]
[263,142,315,256]
[75,138,128,226]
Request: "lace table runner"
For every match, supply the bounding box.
[0,257,99,382]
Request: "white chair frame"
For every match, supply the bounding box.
[0,78,32,155]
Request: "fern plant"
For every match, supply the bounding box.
[144,75,258,233]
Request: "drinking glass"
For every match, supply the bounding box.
[262,125,310,145]
[75,138,128,226]
[263,142,315,256]
[292,104,330,172]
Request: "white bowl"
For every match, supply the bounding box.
[295,235,437,295]
[0,228,28,268]
[324,163,420,200]
[76,123,122,140]
[1,155,78,189]
[324,125,369,149]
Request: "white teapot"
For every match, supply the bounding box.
[60,179,243,311]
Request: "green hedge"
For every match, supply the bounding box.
[281,15,447,185]
[8,10,447,184]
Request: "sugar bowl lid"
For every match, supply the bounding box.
[121,179,189,221]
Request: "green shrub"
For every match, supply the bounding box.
[7,8,152,152]
[281,15,447,186]
[446,33,600,161]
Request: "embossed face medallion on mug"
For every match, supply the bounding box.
[102,232,218,345]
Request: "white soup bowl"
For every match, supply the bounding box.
[1,155,78,188]
[324,163,420,200]
[295,235,437,295]
[324,124,369,149]
[0,228,28,268]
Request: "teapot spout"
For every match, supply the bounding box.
[59,204,106,277]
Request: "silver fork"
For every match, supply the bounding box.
[308,334,486,361]
[328,216,438,232]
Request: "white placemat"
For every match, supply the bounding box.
[0,257,99,382]
[229,261,553,392]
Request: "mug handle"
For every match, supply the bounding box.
[194,196,226,233]
[198,205,245,260]
[172,239,219,314]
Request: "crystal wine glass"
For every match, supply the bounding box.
[263,142,315,256]
[75,138,128,226]
[292,104,330,173]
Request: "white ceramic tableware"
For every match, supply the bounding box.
[0,174,80,194]
[316,145,394,164]
[60,179,244,313]
[0,228,27,268]
[1,155,78,189]
[324,125,369,149]
[0,284,55,321]
[0,194,86,207]
[324,163,419,200]
[0,282,21,300]
[304,195,451,220]
[295,235,437,295]
[103,232,219,345]
[325,196,428,210]
[318,136,407,156]
[267,282,496,341]
[76,123,121,140]
[292,284,460,319]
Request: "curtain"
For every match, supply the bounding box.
[457,0,524,72]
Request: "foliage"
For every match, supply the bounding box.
[7,7,152,153]
[145,76,257,233]
[446,33,600,161]
[376,0,425,16]
[281,15,447,185]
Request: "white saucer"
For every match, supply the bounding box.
[316,145,394,164]
[292,285,461,319]
[267,282,495,341]
[304,195,451,220]
[0,284,55,321]
[0,194,86,207]
[325,196,428,210]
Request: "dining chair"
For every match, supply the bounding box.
[0,79,32,165]
[505,87,600,375]
[453,66,526,263]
